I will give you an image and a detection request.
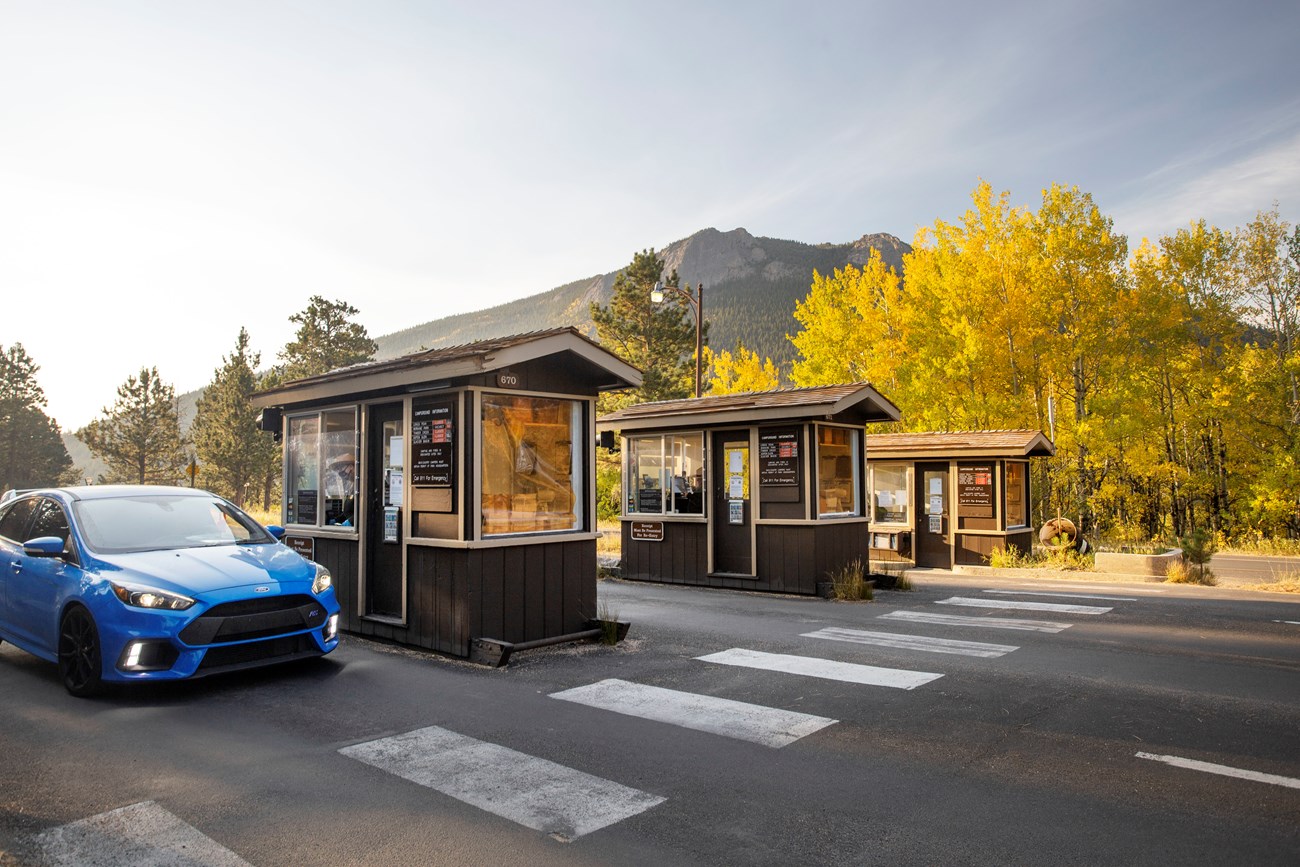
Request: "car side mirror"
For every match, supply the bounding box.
[266,525,286,540]
[23,536,66,558]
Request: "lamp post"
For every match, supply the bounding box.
[651,280,705,398]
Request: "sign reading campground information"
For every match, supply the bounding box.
[957,464,995,518]
[411,398,455,487]
[758,428,800,487]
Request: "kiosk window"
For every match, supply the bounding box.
[625,433,704,516]
[285,409,358,528]
[481,394,582,536]
[817,426,859,517]
[872,463,910,524]
[1005,461,1027,527]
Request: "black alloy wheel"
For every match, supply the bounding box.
[58,606,105,697]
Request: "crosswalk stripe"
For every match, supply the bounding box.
[698,647,943,689]
[1011,583,1165,594]
[340,725,665,839]
[1136,752,1300,790]
[880,609,1073,633]
[937,596,1112,614]
[22,801,252,867]
[983,589,1136,602]
[803,626,1019,658]
[550,678,837,748]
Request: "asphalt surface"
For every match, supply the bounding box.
[1,573,1298,866]
[1210,553,1300,583]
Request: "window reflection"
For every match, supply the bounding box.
[481,394,581,535]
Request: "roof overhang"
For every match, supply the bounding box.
[252,329,641,410]
[866,431,1055,460]
[597,384,901,433]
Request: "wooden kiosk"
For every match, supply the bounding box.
[864,430,1055,569]
[598,384,900,594]
[251,328,639,657]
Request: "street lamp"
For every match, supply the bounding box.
[651,280,705,398]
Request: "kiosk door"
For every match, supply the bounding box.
[915,461,951,568]
[712,432,752,575]
[365,402,404,619]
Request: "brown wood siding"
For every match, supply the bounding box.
[311,537,360,632]
[341,539,594,658]
[955,532,1030,566]
[621,521,708,585]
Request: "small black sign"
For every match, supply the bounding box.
[295,489,318,525]
[758,428,800,486]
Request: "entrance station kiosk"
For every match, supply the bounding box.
[598,384,900,595]
[252,328,640,657]
[865,430,1055,570]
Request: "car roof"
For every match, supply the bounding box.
[10,486,215,503]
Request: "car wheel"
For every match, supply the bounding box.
[58,606,105,697]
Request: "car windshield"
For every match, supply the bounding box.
[72,494,275,554]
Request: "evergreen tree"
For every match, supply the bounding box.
[590,249,704,405]
[279,296,377,380]
[0,343,74,491]
[192,329,280,507]
[79,367,188,485]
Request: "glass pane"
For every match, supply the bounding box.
[872,463,909,523]
[481,394,579,535]
[627,436,664,514]
[322,410,358,526]
[1005,462,1026,527]
[817,427,858,516]
[668,433,704,515]
[286,415,320,525]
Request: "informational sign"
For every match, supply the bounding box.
[383,506,400,543]
[957,464,995,518]
[728,477,745,499]
[411,398,455,487]
[929,494,943,516]
[928,515,943,534]
[388,435,404,469]
[283,536,315,560]
[295,489,318,525]
[496,371,521,388]
[729,499,744,525]
[637,488,663,512]
[388,469,404,506]
[629,521,664,542]
[757,428,800,487]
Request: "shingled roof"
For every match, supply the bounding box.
[866,430,1055,458]
[597,383,900,430]
[252,327,640,408]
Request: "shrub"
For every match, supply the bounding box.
[828,558,873,601]
[1179,528,1216,584]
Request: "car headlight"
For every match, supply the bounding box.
[312,563,333,595]
[111,582,196,611]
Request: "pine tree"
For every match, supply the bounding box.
[192,329,280,507]
[0,343,74,491]
[590,249,704,405]
[279,296,378,380]
[79,367,188,485]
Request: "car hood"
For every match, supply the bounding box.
[92,543,316,597]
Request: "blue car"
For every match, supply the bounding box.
[0,486,340,696]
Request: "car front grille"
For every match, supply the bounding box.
[196,634,320,673]
[179,594,327,646]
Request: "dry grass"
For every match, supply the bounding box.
[828,558,873,601]
[1164,560,1217,586]
[244,506,280,527]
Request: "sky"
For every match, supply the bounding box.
[2,0,1298,430]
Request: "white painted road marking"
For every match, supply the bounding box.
[983,589,1136,602]
[1135,752,1300,790]
[340,725,665,839]
[550,678,836,748]
[802,626,1019,658]
[698,647,944,689]
[22,801,252,866]
[937,596,1112,614]
[880,609,1073,633]
[1275,620,1300,625]
[1012,583,1165,594]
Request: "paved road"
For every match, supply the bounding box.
[2,573,1298,865]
